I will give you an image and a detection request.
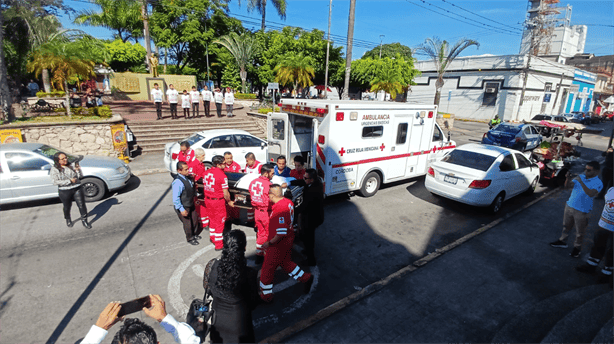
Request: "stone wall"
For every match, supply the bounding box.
[247,112,267,138]
[110,72,197,101]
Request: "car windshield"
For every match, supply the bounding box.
[34,145,77,161]
[182,133,205,146]
[493,124,520,134]
[441,150,497,172]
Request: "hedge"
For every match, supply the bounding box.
[36,91,66,98]
[235,93,257,99]
[53,105,113,118]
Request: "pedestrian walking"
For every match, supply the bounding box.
[201,86,212,117]
[214,88,224,117]
[172,161,202,245]
[223,152,242,173]
[203,230,259,343]
[291,168,324,266]
[274,155,291,177]
[50,152,92,229]
[27,79,40,97]
[225,87,235,117]
[576,186,614,284]
[190,86,200,117]
[259,184,314,302]
[151,83,164,120]
[167,84,179,119]
[181,90,191,119]
[550,161,603,257]
[289,156,306,180]
[598,146,613,198]
[204,155,233,250]
[249,163,275,264]
[244,152,263,174]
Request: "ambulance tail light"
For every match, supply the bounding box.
[336,112,344,121]
[468,180,491,189]
[428,111,434,118]
[427,167,435,177]
[318,135,325,144]
[316,108,327,115]
[277,103,282,108]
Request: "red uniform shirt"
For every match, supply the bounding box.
[203,167,228,198]
[188,160,207,180]
[174,149,195,163]
[290,169,306,180]
[268,198,294,241]
[249,175,271,210]
[245,161,263,174]
[224,161,242,173]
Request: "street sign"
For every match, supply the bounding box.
[448,90,451,101]
[267,82,279,90]
[543,94,551,103]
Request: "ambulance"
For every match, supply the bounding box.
[267,99,456,197]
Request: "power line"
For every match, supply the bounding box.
[439,0,523,32]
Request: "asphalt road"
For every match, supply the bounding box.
[1,120,611,343]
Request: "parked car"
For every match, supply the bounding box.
[587,111,602,123]
[0,143,131,205]
[164,129,268,174]
[425,144,540,213]
[569,112,592,125]
[531,114,570,123]
[481,123,542,151]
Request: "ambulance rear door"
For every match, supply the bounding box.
[406,111,427,175]
[267,112,289,163]
[387,114,411,179]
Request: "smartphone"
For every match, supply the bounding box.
[117,296,151,317]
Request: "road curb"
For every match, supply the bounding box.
[260,187,565,343]
[131,168,168,176]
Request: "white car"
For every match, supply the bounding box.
[424,143,540,213]
[164,129,268,174]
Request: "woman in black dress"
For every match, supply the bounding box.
[204,230,258,343]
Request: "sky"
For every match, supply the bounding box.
[58,0,614,61]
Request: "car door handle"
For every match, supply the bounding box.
[11,176,20,180]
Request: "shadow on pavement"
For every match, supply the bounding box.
[87,198,122,224]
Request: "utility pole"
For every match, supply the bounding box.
[324,0,333,98]
[516,29,533,121]
[551,72,564,115]
[142,0,152,72]
[379,35,385,58]
[342,0,356,100]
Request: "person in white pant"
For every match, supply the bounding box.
[224,87,235,117]
[81,294,200,344]
[201,86,213,117]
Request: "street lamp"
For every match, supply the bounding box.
[379,35,385,58]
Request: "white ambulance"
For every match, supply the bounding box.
[267,99,456,197]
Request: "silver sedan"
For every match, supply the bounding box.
[0,143,131,205]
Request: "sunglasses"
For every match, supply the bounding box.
[585,168,594,172]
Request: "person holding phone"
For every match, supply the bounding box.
[50,152,91,229]
[81,294,200,344]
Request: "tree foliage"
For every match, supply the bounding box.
[104,39,146,72]
[73,0,143,43]
[274,53,314,97]
[362,42,413,61]
[244,0,287,31]
[341,55,420,94]
[214,32,259,93]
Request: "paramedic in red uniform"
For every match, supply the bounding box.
[204,155,233,250]
[223,152,242,173]
[259,184,314,302]
[244,152,263,174]
[289,155,306,180]
[174,141,195,164]
[190,148,209,231]
[249,163,275,264]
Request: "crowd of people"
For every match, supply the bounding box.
[151,84,235,120]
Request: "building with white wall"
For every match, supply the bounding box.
[520,25,587,63]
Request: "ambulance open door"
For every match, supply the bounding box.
[267,112,289,163]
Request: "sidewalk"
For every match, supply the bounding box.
[128,152,167,176]
[280,189,613,343]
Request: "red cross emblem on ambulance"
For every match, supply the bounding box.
[339,147,346,156]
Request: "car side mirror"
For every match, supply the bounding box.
[261,142,266,149]
[41,164,51,171]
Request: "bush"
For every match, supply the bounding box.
[235,93,257,99]
[258,106,280,114]
[36,91,66,98]
[52,105,113,118]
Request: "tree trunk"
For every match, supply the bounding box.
[434,88,442,107]
[434,76,444,107]
[42,69,51,93]
[261,0,267,31]
[342,0,356,100]
[64,79,72,118]
[0,11,14,121]
[240,67,247,93]
[142,0,152,72]
[293,82,297,99]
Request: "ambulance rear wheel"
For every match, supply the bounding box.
[359,172,380,198]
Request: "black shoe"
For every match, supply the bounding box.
[194,235,202,240]
[156,117,161,120]
[66,219,73,228]
[550,240,568,248]
[570,247,581,258]
[81,218,92,229]
[188,239,199,246]
[215,247,223,251]
[303,275,314,294]
[255,255,264,265]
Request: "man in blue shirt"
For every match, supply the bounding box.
[550,161,603,257]
[274,155,291,177]
[172,161,202,245]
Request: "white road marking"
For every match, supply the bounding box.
[191,264,204,278]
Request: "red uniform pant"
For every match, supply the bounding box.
[206,199,226,249]
[195,199,209,230]
[254,208,269,256]
[259,236,311,301]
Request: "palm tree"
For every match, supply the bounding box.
[245,0,287,31]
[74,0,143,43]
[370,68,405,100]
[274,53,315,98]
[214,33,259,93]
[418,37,479,106]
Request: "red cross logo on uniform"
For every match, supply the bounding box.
[339,147,346,156]
[205,174,215,189]
[251,181,264,197]
[380,143,386,151]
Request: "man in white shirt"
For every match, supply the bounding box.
[224,87,235,117]
[81,294,200,344]
[201,86,213,117]
[151,83,164,120]
[166,84,179,119]
[189,86,200,117]
[214,88,224,117]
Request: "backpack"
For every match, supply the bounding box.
[186,286,214,343]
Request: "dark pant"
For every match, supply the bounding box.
[301,225,317,264]
[183,108,190,118]
[599,169,613,197]
[176,207,202,241]
[192,103,199,117]
[170,103,178,118]
[155,102,162,119]
[204,101,210,117]
[215,102,222,117]
[589,227,613,268]
[58,187,88,220]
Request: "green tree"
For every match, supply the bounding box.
[274,52,314,98]
[418,37,479,106]
[221,59,241,90]
[214,32,258,93]
[245,0,287,31]
[362,42,413,60]
[73,0,143,43]
[104,39,146,72]
[370,66,404,99]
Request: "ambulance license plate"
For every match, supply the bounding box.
[444,175,458,185]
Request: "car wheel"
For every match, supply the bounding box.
[358,172,381,197]
[489,192,505,214]
[525,177,539,195]
[205,162,213,169]
[81,177,106,202]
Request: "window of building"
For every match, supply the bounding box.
[544,82,552,92]
[362,126,383,138]
[482,82,499,107]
